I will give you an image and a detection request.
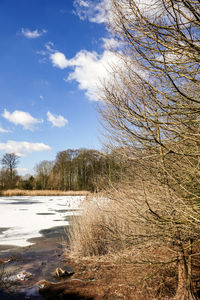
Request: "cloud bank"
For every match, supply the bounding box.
[0,140,51,157]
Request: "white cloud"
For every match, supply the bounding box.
[79,0,89,7]
[50,52,69,69]
[21,28,47,39]
[47,111,68,127]
[2,109,42,131]
[45,41,55,52]
[37,35,122,102]
[36,50,47,56]
[73,0,108,23]
[67,50,118,101]
[0,141,51,157]
[73,0,177,25]
[74,0,192,27]
[102,38,121,50]
[0,127,11,133]
[49,47,120,101]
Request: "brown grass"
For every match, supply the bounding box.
[0,189,90,197]
[69,189,148,257]
[68,190,178,299]
[66,249,177,299]
[69,196,129,256]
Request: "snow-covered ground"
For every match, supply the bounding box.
[0,195,84,247]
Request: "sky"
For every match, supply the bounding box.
[0,0,114,175]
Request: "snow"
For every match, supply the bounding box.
[0,195,84,247]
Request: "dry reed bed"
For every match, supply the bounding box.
[68,192,177,299]
[69,192,146,256]
[0,189,90,197]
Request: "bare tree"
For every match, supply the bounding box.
[1,153,19,174]
[34,160,53,189]
[99,0,200,298]
[1,153,19,188]
[48,149,119,191]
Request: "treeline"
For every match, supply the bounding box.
[0,149,122,192]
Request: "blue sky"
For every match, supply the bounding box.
[0,0,114,175]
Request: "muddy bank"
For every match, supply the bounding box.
[0,225,72,299]
[0,224,137,300]
[0,224,119,300]
[0,225,143,300]
[1,230,169,300]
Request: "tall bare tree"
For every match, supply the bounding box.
[99,0,200,298]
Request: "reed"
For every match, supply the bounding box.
[0,189,90,197]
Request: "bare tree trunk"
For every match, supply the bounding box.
[174,247,196,300]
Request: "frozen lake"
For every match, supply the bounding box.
[0,195,84,247]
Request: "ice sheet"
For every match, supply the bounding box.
[0,195,84,247]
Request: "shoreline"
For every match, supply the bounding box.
[0,225,70,299]
[0,227,136,300]
[0,192,138,299]
[0,189,91,197]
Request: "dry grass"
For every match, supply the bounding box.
[68,189,178,299]
[0,189,90,197]
[67,162,200,298]
[69,195,129,256]
[69,187,148,257]
[67,245,177,299]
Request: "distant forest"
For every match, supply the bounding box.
[0,149,123,191]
